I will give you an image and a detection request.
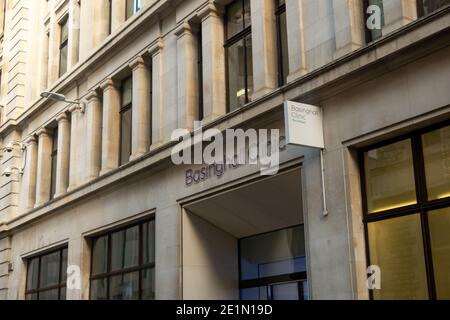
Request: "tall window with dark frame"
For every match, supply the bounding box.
[25,247,68,300]
[417,0,450,17]
[239,225,308,300]
[59,17,69,77]
[120,77,132,166]
[50,127,58,200]
[126,0,141,20]
[225,0,253,113]
[363,0,385,42]
[275,0,289,86]
[89,219,156,300]
[361,123,450,300]
[197,26,204,121]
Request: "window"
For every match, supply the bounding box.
[417,0,450,17]
[25,247,68,300]
[197,27,204,121]
[108,0,112,35]
[59,17,69,77]
[50,127,58,199]
[225,0,253,112]
[90,219,155,300]
[120,77,132,166]
[361,123,450,300]
[275,0,289,86]
[126,0,141,20]
[364,0,385,42]
[239,226,308,300]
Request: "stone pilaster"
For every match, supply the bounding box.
[129,57,151,161]
[382,0,417,35]
[250,0,278,99]
[35,128,52,207]
[149,41,165,150]
[175,22,199,131]
[68,105,83,191]
[85,91,103,181]
[285,0,307,82]
[333,0,365,59]
[19,136,38,212]
[198,2,226,123]
[100,79,121,175]
[54,113,71,198]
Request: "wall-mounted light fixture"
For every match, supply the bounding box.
[40,91,86,113]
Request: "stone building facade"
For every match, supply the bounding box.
[0,0,449,300]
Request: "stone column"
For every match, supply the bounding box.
[85,91,103,181]
[250,0,278,99]
[175,22,199,131]
[68,0,80,67]
[35,129,53,207]
[111,0,126,33]
[129,57,151,161]
[20,136,38,212]
[285,0,307,82]
[94,0,111,46]
[199,3,226,123]
[382,0,417,35]
[68,105,82,191]
[54,113,71,198]
[333,0,365,59]
[100,79,121,175]
[149,41,164,150]
[79,0,94,61]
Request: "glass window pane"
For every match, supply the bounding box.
[272,282,300,300]
[110,272,140,300]
[61,248,68,283]
[279,11,289,84]
[245,35,253,102]
[141,268,155,300]
[364,139,417,213]
[123,226,139,268]
[227,39,245,112]
[428,207,450,300]
[243,0,251,28]
[422,126,450,200]
[92,236,108,276]
[227,1,244,38]
[40,251,61,288]
[240,226,306,281]
[143,220,155,264]
[26,293,38,300]
[59,45,68,76]
[368,214,428,300]
[111,226,139,271]
[60,286,66,300]
[60,20,68,42]
[422,0,450,16]
[39,289,59,300]
[121,77,132,107]
[240,287,268,300]
[90,278,108,300]
[120,108,132,166]
[126,0,136,19]
[27,257,39,291]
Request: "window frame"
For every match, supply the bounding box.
[359,121,450,300]
[224,0,253,113]
[50,127,58,200]
[275,0,288,86]
[119,76,132,166]
[89,218,156,300]
[25,246,68,300]
[125,0,141,20]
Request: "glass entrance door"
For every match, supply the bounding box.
[239,225,308,300]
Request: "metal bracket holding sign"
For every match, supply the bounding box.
[284,101,328,217]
